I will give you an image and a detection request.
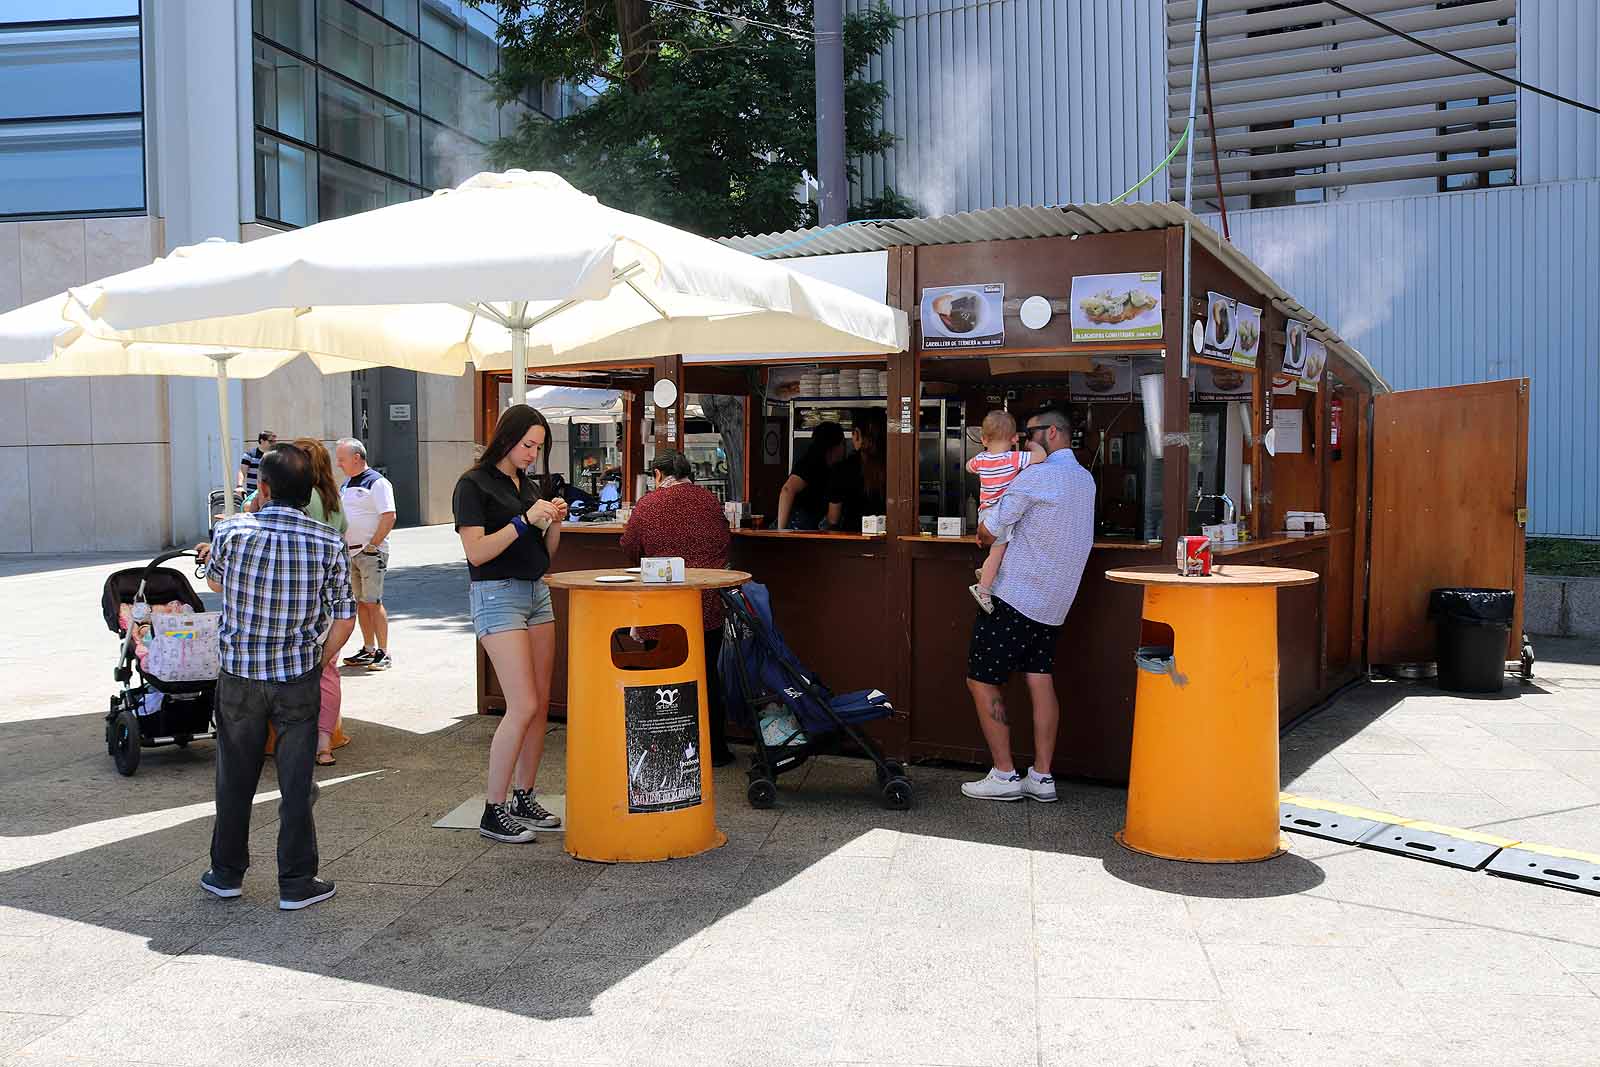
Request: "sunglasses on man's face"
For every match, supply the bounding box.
[1024,424,1047,438]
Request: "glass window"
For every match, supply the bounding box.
[419,0,464,60]
[421,118,486,189]
[0,22,142,121]
[318,73,421,183]
[255,131,317,226]
[318,0,420,108]
[498,97,533,140]
[349,0,419,35]
[253,41,316,143]
[17,0,139,19]
[421,47,495,142]
[464,7,498,77]
[0,117,145,216]
[254,0,316,58]
[318,154,417,220]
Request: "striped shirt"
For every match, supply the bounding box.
[209,505,356,681]
[239,447,265,494]
[968,449,1034,508]
[981,448,1096,627]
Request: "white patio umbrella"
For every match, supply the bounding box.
[64,170,908,388]
[0,293,390,517]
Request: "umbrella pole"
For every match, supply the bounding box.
[211,352,236,517]
[510,301,529,406]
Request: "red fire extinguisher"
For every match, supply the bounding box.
[1330,395,1343,461]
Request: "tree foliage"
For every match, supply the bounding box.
[484,0,914,236]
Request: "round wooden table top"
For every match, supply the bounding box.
[1105,564,1320,588]
[543,567,752,591]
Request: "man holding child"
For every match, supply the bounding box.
[960,409,1095,804]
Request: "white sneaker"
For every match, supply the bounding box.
[961,768,1024,801]
[1021,769,1057,803]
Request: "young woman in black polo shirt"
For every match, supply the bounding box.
[453,404,568,844]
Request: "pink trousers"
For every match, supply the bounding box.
[319,661,341,736]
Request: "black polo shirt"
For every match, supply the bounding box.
[451,466,551,583]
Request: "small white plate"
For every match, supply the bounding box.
[625,567,641,573]
[594,574,635,583]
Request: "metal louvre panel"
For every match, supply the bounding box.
[1164,0,1517,193]
[1168,0,1516,63]
[1173,127,1515,178]
[1165,24,1516,88]
[1167,0,1479,42]
[1166,76,1513,131]
[1165,49,1516,110]
[1175,154,1515,198]
[1188,101,1515,153]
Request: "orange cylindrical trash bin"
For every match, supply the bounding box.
[545,567,750,863]
[1106,564,1319,863]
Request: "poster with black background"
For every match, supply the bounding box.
[624,681,702,813]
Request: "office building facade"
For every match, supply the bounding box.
[0,0,565,552]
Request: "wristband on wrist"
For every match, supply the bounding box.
[510,515,530,537]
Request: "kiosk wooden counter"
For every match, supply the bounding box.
[475,203,1529,784]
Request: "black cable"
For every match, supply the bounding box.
[1321,0,1600,116]
[1200,11,1230,240]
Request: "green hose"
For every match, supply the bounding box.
[1110,121,1192,205]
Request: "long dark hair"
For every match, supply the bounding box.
[474,403,553,495]
[853,408,887,497]
[800,421,845,468]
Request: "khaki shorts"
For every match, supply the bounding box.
[349,543,388,603]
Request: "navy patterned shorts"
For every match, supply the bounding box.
[967,595,1061,685]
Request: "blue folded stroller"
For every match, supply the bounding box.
[718,582,911,810]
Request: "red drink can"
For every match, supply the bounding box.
[1178,535,1213,576]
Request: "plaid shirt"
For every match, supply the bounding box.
[210,504,356,681]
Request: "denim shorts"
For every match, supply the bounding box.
[468,578,554,640]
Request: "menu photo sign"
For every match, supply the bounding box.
[1068,358,1134,402]
[1231,301,1262,366]
[1202,292,1237,360]
[1194,362,1254,403]
[1299,337,1328,392]
[1070,272,1163,341]
[921,283,1005,349]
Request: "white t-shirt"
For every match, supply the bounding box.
[340,467,397,548]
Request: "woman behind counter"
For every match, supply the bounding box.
[452,404,568,845]
[824,409,887,532]
[776,421,845,531]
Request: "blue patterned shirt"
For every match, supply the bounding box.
[981,447,1097,627]
[209,505,356,681]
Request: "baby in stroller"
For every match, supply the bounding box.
[102,549,220,776]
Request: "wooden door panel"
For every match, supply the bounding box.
[1369,379,1528,664]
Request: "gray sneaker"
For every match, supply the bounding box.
[961,769,1024,802]
[1021,771,1058,803]
[508,788,561,829]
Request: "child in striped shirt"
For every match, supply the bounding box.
[967,410,1047,613]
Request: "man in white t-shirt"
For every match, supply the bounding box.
[335,438,398,671]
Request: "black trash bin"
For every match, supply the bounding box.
[1428,588,1515,693]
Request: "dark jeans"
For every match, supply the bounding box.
[705,625,730,759]
[210,666,322,895]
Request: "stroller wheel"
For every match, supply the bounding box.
[747,778,778,809]
[111,709,141,776]
[882,777,913,811]
[876,759,907,784]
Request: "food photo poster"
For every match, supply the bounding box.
[1070,272,1163,341]
[921,284,1005,349]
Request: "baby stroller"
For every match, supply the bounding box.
[102,549,220,775]
[719,582,911,810]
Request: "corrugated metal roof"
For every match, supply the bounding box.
[720,202,1389,392]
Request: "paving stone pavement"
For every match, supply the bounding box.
[2,528,1598,1066]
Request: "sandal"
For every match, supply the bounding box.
[315,751,337,766]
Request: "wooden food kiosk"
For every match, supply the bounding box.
[475,203,1529,783]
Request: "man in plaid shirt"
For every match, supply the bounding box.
[200,444,356,911]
